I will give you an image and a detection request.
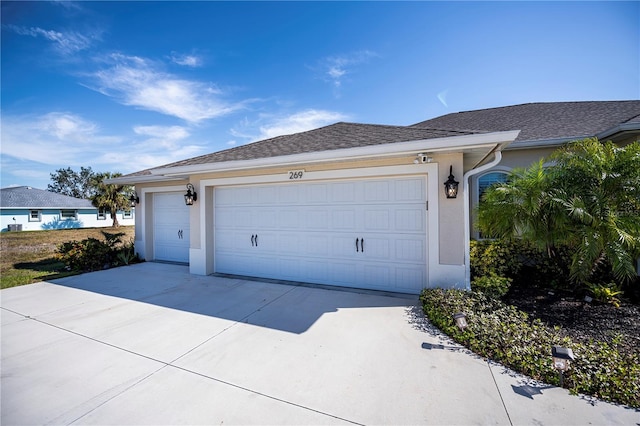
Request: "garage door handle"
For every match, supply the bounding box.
[355,238,359,252]
[255,234,258,246]
[251,234,255,246]
[361,238,364,252]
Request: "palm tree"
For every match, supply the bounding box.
[549,139,640,283]
[478,138,640,285]
[91,172,131,228]
[477,159,568,258]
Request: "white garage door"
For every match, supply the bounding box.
[153,192,190,263]
[214,176,427,293]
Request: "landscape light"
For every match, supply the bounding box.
[453,312,468,331]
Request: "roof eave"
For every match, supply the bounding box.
[150,130,520,178]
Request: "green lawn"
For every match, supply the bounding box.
[1,227,135,289]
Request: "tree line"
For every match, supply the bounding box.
[48,167,132,227]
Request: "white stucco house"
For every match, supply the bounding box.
[109,100,640,294]
[0,186,135,231]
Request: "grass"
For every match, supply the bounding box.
[0,227,135,289]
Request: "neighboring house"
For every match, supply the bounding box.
[0,186,135,231]
[109,100,640,294]
[411,101,640,238]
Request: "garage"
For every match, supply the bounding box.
[153,192,190,263]
[214,175,427,293]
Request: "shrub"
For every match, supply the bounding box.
[471,273,511,299]
[470,239,573,290]
[57,231,139,272]
[420,288,640,408]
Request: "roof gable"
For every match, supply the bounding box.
[0,186,95,209]
[410,101,640,142]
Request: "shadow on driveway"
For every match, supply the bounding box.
[49,262,418,334]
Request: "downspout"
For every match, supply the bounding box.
[462,150,502,290]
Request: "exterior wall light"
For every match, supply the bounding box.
[444,165,459,198]
[453,312,468,331]
[184,183,197,206]
[129,193,140,207]
[551,345,575,386]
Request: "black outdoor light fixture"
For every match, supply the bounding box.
[129,193,139,207]
[453,312,468,331]
[551,345,575,386]
[444,165,459,199]
[184,183,197,206]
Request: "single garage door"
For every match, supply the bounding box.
[214,176,427,293]
[153,192,190,263]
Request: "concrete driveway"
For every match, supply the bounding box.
[1,263,637,425]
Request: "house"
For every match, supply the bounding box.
[411,101,640,238]
[0,186,135,231]
[110,100,640,294]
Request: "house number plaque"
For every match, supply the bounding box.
[288,170,305,180]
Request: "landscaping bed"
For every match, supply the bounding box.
[505,286,640,358]
[421,288,640,409]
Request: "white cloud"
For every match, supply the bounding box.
[88,53,243,123]
[170,52,203,68]
[7,24,95,55]
[231,109,349,143]
[0,112,207,175]
[1,112,118,166]
[319,50,378,93]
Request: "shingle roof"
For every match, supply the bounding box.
[155,122,477,170]
[410,101,640,142]
[0,186,94,209]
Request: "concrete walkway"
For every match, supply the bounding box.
[1,262,637,425]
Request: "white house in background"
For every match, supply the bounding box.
[109,121,520,294]
[0,186,135,231]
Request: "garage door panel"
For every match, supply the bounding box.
[153,192,189,263]
[395,178,425,201]
[395,238,425,262]
[396,209,425,232]
[214,176,427,293]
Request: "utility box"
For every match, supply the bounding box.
[8,224,23,232]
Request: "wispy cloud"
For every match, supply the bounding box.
[317,50,379,96]
[87,53,244,123]
[170,52,203,68]
[0,112,207,174]
[231,109,349,143]
[6,24,96,55]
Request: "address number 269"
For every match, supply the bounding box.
[288,170,304,180]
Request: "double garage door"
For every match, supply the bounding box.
[214,176,428,293]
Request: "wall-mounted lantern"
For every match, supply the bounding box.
[453,312,468,331]
[129,193,139,207]
[184,183,197,206]
[444,165,459,198]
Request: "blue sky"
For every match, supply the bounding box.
[2,1,638,190]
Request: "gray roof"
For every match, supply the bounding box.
[121,100,640,179]
[124,122,477,177]
[410,101,640,143]
[0,186,94,209]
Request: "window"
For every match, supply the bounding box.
[29,210,41,222]
[122,210,133,219]
[478,172,509,202]
[60,209,77,220]
[98,209,107,220]
[476,171,509,239]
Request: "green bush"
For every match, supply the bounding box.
[57,231,139,272]
[470,239,572,289]
[471,273,511,299]
[420,288,640,408]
